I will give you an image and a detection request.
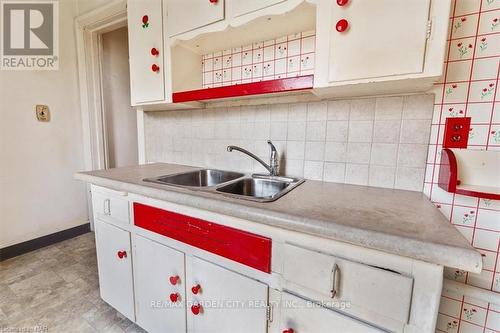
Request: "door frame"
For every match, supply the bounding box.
[75,1,146,227]
[76,0,127,172]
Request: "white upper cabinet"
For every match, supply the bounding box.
[127,0,165,104]
[230,0,286,17]
[314,0,451,96]
[327,0,431,82]
[166,0,225,37]
[126,0,451,105]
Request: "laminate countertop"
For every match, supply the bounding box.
[76,163,482,273]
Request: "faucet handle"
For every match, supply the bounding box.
[267,141,279,176]
[267,140,277,153]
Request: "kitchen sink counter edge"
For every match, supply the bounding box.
[75,162,482,273]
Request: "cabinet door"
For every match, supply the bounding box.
[166,0,224,37]
[127,0,165,104]
[328,0,431,82]
[270,291,383,333]
[186,256,268,333]
[231,0,285,17]
[133,234,186,333]
[94,220,135,321]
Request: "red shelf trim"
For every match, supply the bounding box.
[455,188,500,201]
[438,148,458,193]
[133,203,272,273]
[172,75,314,103]
[438,148,500,200]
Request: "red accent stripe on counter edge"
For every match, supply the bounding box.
[172,75,314,103]
[133,203,272,273]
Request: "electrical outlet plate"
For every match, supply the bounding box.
[36,105,50,122]
[443,117,471,148]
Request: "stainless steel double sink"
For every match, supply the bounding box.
[144,169,304,202]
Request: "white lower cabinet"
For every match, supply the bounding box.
[269,290,382,333]
[94,219,135,321]
[132,234,186,333]
[90,192,443,333]
[186,256,269,333]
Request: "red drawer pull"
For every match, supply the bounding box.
[117,250,127,259]
[209,0,218,3]
[336,19,349,32]
[142,15,149,28]
[151,64,160,72]
[151,48,159,56]
[169,275,180,285]
[170,293,180,302]
[191,284,201,294]
[191,304,202,315]
[283,329,294,333]
[336,0,349,6]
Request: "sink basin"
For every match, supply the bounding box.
[216,175,304,202]
[144,169,304,202]
[144,169,244,187]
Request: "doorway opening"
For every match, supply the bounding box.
[101,27,138,168]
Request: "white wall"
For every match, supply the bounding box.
[102,27,138,168]
[0,0,88,248]
[76,0,111,15]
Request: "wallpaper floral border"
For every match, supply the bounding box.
[201,31,315,88]
[426,0,500,332]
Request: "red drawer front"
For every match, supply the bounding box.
[133,203,272,273]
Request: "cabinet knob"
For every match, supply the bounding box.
[191,304,202,315]
[117,251,127,259]
[169,293,180,302]
[336,19,349,32]
[336,0,349,6]
[209,0,218,3]
[151,48,159,56]
[191,284,201,294]
[282,329,294,333]
[151,64,160,72]
[169,275,180,285]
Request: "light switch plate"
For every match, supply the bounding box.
[36,105,50,122]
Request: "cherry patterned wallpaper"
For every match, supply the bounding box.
[427,0,500,331]
[201,31,315,88]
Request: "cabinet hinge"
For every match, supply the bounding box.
[266,304,273,322]
[426,19,433,39]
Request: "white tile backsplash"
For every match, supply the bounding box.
[144,94,434,191]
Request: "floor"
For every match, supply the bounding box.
[0,232,146,333]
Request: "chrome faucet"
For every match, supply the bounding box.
[227,140,279,176]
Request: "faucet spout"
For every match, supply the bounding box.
[227,141,279,176]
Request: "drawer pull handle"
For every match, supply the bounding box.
[331,263,339,298]
[151,64,160,72]
[336,0,349,6]
[150,47,159,56]
[191,304,202,315]
[283,329,294,333]
[117,250,127,259]
[169,275,180,285]
[170,292,180,302]
[191,284,201,294]
[103,199,111,215]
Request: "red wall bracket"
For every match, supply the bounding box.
[443,117,471,148]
